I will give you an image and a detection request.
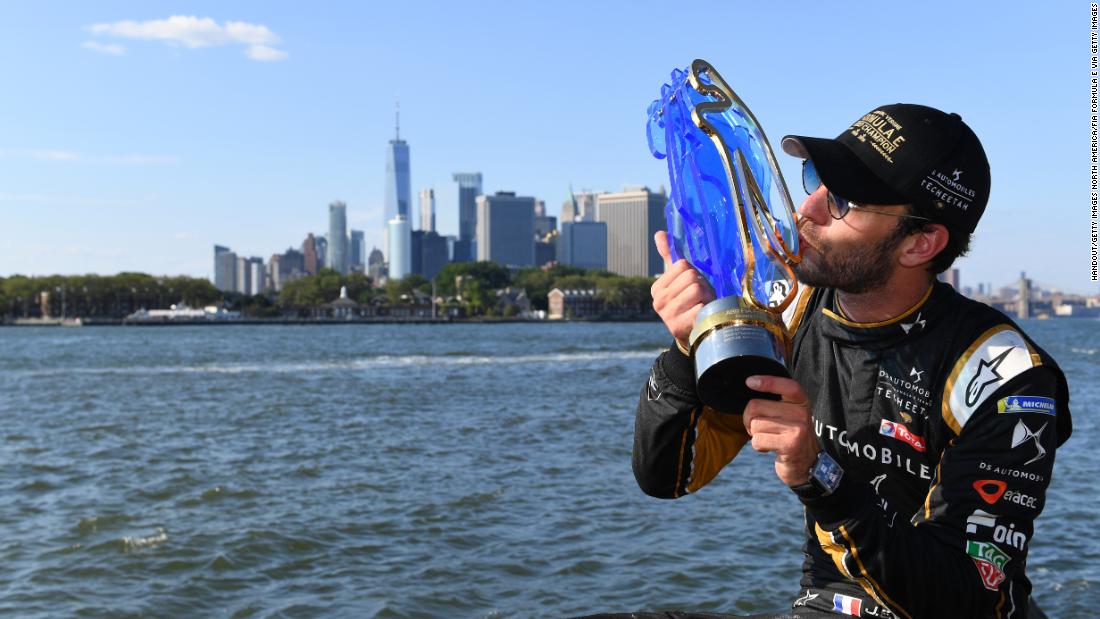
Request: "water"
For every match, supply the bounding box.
[0,321,1096,618]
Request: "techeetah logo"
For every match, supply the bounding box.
[952,169,963,181]
[910,367,925,383]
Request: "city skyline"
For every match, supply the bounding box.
[0,3,1091,294]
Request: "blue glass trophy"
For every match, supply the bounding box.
[647,59,802,414]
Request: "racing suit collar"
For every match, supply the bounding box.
[817,283,944,347]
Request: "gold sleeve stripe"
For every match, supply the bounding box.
[922,451,947,521]
[821,284,933,329]
[672,406,700,498]
[814,524,854,580]
[685,407,750,494]
[783,284,815,336]
[838,525,913,619]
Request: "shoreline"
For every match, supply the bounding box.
[1,316,661,327]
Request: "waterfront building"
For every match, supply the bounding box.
[277,248,306,290]
[302,233,319,275]
[235,255,250,295]
[476,191,535,267]
[327,201,349,274]
[214,245,237,292]
[1018,271,1033,319]
[596,186,665,277]
[247,257,265,295]
[349,229,366,272]
[559,221,608,270]
[453,172,482,261]
[420,231,449,280]
[419,188,436,233]
[548,288,599,319]
[388,214,412,280]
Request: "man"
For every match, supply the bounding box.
[633,104,1072,618]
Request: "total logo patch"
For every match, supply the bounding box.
[998,395,1056,416]
[879,419,926,452]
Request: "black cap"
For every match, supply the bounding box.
[781,104,990,233]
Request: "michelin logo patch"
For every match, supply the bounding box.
[997,395,1056,415]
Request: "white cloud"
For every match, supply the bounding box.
[87,15,287,61]
[246,45,287,62]
[82,40,126,56]
[31,149,80,162]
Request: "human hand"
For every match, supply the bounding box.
[650,231,716,351]
[742,375,819,487]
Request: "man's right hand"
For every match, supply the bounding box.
[650,230,716,351]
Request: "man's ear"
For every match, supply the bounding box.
[898,223,949,269]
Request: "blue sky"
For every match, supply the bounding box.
[0,2,1091,293]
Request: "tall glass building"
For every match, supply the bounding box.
[327,201,349,274]
[384,109,411,262]
[388,214,412,280]
[452,172,482,261]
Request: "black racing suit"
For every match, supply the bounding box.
[634,282,1072,619]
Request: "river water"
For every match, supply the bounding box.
[0,321,1095,618]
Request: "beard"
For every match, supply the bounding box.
[794,224,905,294]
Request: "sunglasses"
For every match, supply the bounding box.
[801,160,930,222]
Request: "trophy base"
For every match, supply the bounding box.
[691,297,790,415]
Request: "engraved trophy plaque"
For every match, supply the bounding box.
[646,59,802,414]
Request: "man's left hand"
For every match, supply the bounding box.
[742,375,820,487]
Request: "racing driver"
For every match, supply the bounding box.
[630,104,1073,618]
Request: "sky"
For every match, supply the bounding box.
[0,2,1093,294]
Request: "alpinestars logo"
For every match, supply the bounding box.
[647,371,661,402]
[900,312,926,334]
[965,347,1015,407]
[1011,420,1047,465]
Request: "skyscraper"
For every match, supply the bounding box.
[597,186,665,277]
[476,191,535,267]
[559,221,608,270]
[419,187,436,232]
[453,172,482,261]
[388,214,412,280]
[315,236,328,270]
[349,229,366,272]
[214,245,236,292]
[327,201,349,274]
[385,105,411,257]
[302,233,318,275]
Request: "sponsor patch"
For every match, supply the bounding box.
[967,540,1010,590]
[1010,420,1047,465]
[997,395,1056,415]
[943,326,1037,433]
[832,593,863,616]
[973,479,1007,504]
[879,419,926,452]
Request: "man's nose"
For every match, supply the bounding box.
[798,186,831,225]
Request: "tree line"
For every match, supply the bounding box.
[1,263,655,319]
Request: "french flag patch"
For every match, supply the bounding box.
[832,593,863,616]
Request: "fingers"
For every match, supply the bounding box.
[654,231,672,269]
[745,375,810,406]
